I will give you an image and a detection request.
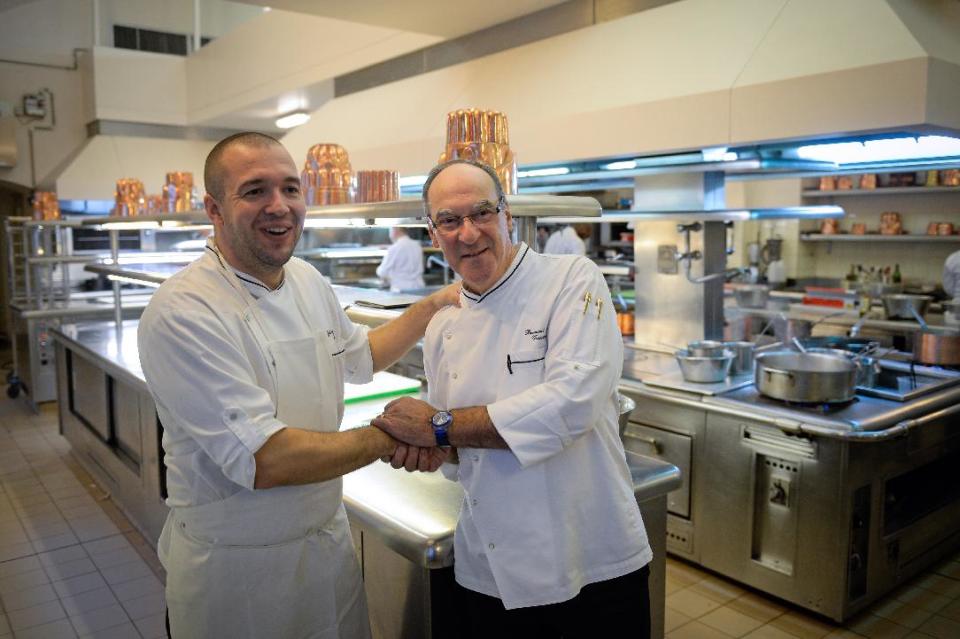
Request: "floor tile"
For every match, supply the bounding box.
[132,612,167,639]
[667,559,706,587]
[0,582,59,611]
[0,567,49,593]
[665,607,693,633]
[913,574,960,599]
[0,614,8,635]
[744,625,806,639]
[6,599,67,631]
[43,556,98,582]
[119,592,165,620]
[869,599,934,629]
[100,560,153,587]
[78,621,142,639]
[770,610,839,639]
[31,531,80,552]
[15,617,77,639]
[938,599,960,623]
[82,536,131,558]
[69,516,120,543]
[916,614,960,639]
[59,587,121,617]
[0,555,42,578]
[668,619,735,639]
[727,593,788,624]
[933,561,960,581]
[690,577,746,605]
[700,605,767,637]
[52,572,109,599]
[845,613,912,639]
[110,574,163,602]
[38,545,88,568]
[90,547,141,571]
[668,586,724,619]
[68,603,132,636]
[894,587,952,614]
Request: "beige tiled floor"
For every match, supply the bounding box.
[665,547,960,638]
[0,392,166,639]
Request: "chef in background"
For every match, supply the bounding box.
[943,249,960,299]
[374,159,651,638]
[138,132,455,638]
[377,226,425,291]
[544,222,592,255]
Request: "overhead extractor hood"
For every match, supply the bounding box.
[282,0,960,177]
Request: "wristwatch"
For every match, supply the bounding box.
[431,410,452,447]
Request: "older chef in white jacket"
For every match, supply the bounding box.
[373,159,652,638]
[138,132,455,639]
[376,226,425,291]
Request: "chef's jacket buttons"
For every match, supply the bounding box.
[574,364,580,370]
[488,543,495,550]
[472,455,479,462]
[445,332,452,340]
[228,411,238,421]
[452,373,458,380]
[471,499,478,506]
[180,522,186,529]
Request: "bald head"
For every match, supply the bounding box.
[421,159,505,219]
[205,132,284,201]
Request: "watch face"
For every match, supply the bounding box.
[432,411,451,427]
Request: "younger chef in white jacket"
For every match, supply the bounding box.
[373,159,652,638]
[376,226,425,291]
[138,132,456,639]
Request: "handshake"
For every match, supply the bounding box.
[371,396,452,473]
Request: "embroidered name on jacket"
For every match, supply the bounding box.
[523,328,546,342]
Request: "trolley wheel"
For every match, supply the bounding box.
[7,383,20,399]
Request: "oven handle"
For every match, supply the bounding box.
[626,432,662,454]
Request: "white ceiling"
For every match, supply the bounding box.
[234,0,571,37]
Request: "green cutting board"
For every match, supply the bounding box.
[344,371,421,405]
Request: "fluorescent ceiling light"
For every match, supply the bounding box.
[795,135,960,165]
[516,167,569,178]
[275,111,310,129]
[601,160,637,171]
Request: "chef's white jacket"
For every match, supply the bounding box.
[424,243,651,609]
[944,250,960,299]
[376,235,425,292]
[137,244,373,507]
[543,225,586,255]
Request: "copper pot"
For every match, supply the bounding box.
[114,178,146,217]
[439,109,517,194]
[859,174,877,189]
[928,222,941,236]
[819,219,839,235]
[913,327,960,365]
[32,191,60,221]
[163,171,194,212]
[938,222,955,236]
[819,176,836,191]
[851,223,867,235]
[302,143,352,205]
[617,312,634,336]
[354,170,399,203]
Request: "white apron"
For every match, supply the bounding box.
[159,258,371,639]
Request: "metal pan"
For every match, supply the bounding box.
[754,351,859,403]
[913,326,960,366]
[795,336,879,354]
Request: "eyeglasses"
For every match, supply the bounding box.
[430,200,504,234]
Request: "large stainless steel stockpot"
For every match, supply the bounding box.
[754,351,859,403]
[882,294,933,320]
[688,340,726,357]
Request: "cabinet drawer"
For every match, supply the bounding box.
[624,423,692,518]
[69,353,110,442]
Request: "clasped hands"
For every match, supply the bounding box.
[372,396,451,473]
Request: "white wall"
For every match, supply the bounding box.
[91,47,188,125]
[0,0,93,66]
[0,58,90,190]
[56,135,215,200]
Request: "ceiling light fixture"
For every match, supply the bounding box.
[275,111,310,129]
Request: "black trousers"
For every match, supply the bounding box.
[455,564,651,639]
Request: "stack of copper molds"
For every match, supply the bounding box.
[354,170,399,203]
[163,171,194,212]
[439,109,517,194]
[32,191,60,221]
[302,144,352,205]
[114,178,146,217]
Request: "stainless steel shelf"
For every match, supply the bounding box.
[800,233,960,243]
[803,186,960,197]
[541,205,844,225]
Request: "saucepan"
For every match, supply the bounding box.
[676,349,734,383]
[803,347,881,387]
[722,341,756,375]
[883,294,933,321]
[908,306,960,366]
[794,336,879,354]
[754,351,859,403]
[617,394,636,438]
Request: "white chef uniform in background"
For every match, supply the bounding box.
[943,249,960,300]
[376,228,425,292]
[424,243,651,609]
[138,240,373,638]
[543,225,586,255]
